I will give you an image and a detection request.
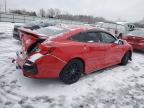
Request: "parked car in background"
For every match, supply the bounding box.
[122,29,144,50]
[95,22,126,38]
[116,22,135,31]
[95,22,135,38]
[16,25,132,84]
[13,20,56,40]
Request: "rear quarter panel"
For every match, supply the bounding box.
[50,41,85,62]
[48,41,93,73]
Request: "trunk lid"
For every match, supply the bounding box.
[19,27,47,53]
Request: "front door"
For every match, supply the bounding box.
[99,32,124,66]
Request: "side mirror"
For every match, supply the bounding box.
[114,39,124,45]
[117,33,123,39]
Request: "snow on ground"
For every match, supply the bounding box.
[0,22,144,108]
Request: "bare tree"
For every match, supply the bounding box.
[9,9,37,16]
[0,4,3,12]
[39,8,46,17]
[46,8,55,18]
[54,8,61,18]
[46,8,61,18]
[8,8,108,23]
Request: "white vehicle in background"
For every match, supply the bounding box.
[116,22,135,31]
[95,22,135,38]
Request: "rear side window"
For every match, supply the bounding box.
[70,32,101,43]
[100,32,116,43]
[70,33,85,42]
[86,32,100,42]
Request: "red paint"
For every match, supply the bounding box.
[123,35,144,50]
[16,26,132,78]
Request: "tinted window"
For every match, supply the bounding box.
[100,32,116,43]
[70,32,100,43]
[70,33,85,42]
[86,32,100,42]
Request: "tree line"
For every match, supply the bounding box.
[9,8,107,24]
[8,8,144,27]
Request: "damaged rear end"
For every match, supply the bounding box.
[16,26,68,78]
[16,27,47,75]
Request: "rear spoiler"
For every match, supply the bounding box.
[18,27,47,39]
[18,27,46,54]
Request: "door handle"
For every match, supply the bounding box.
[83,45,87,50]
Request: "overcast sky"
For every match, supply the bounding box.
[0,0,143,22]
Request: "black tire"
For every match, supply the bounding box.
[120,52,130,65]
[60,59,84,84]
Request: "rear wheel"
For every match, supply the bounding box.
[60,59,83,84]
[120,52,130,65]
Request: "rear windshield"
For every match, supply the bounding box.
[128,29,144,37]
[34,26,69,36]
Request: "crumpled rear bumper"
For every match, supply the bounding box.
[16,51,66,78]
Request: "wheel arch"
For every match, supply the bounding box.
[71,57,85,73]
[123,50,132,61]
[128,50,132,60]
[60,57,86,75]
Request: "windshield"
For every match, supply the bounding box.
[34,26,69,37]
[128,29,144,37]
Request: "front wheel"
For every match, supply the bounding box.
[120,52,130,65]
[60,59,84,84]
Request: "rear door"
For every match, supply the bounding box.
[99,32,124,66]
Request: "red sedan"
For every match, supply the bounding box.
[16,25,132,84]
[122,29,144,50]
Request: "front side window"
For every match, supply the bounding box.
[100,32,116,43]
